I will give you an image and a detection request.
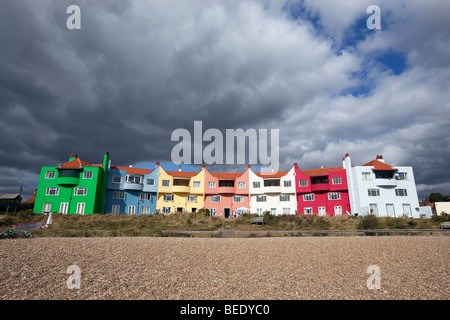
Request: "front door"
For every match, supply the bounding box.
[318,206,326,216]
[386,204,395,217]
[224,208,230,218]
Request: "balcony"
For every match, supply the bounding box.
[172,185,190,193]
[57,176,79,186]
[123,182,143,191]
[57,169,80,186]
[218,186,235,194]
[264,186,282,193]
[310,183,330,192]
[375,178,398,187]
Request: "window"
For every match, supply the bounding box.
[112,176,122,183]
[146,179,155,186]
[299,180,308,187]
[280,194,290,202]
[45,171,55,179]
[111,205,120,214]
[162,180,170,187]
[210,208,216,216]
[402,204,412,217]
[128,206,136,215]
[257,208,263,216]
[193,181,201,188]
[395,189,408,197]
[140,193,151,201]
[113,191,125,199]
[208,182,216,188]
[162,207,171,214]
[141,206,150,214]
[303,194,314,201]
[283,180,292,187]
[334,206,342,216]
[164,194,174,201]
[238,182,246,189]
[210,195,220,203]
[83,171,93,179]
[270,208,276,215]
[253,182,260,188]
[362,172,372,180]
[332,177,341,184]
[283,208,291,214]
[256,195,266,202]
[318,207,326,216]
[304,207,313,214]
[369,204,378,216]
[126,175,142,184]
[74,188,87,196]
[46,187,59,196]
[397,172,408,180]
[60,203,68,214]
[368,189,380,197]
[187,195,198,202]
[233,195,243,203]
[76,203,85,215]
[328,192,341,200]
[43,203,52,213]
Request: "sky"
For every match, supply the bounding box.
[1,0,449,201]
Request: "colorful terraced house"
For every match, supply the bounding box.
[33,152,110,215]
[156,166,205,214]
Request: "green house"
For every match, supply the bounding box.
[33,152,110,214]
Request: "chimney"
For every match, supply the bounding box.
[179,166,182,172]
[129,165,133,168]
[321,165,324,169]
[69,153,78,162]
[376,155,385,163]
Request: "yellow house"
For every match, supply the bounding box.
[156,165,205,214]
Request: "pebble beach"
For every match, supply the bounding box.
[1,236,448,300]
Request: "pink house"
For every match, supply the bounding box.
[204,167,250,218]
[294,163,350,216]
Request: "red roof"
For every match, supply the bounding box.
[301,166,343,176]
[58,157,93,169]
[166,171,199,178]
[256,171,289,178]
[211,172,244,179]
[363,160,397,171]
[111,165,153,175]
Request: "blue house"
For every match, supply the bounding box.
[104,163,160,215]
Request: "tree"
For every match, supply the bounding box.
[429,193,445,203]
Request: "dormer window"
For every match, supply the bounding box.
[126,175,143,184]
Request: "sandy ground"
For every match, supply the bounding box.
[0,236,448,300]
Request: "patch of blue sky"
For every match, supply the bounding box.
[133,161,199,172]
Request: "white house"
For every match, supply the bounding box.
[343,154,423,218]
[435,202,450,215]
[249,166,297,216]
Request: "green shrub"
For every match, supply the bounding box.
[358,214,379,230]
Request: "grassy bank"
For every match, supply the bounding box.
[0,210,448,238]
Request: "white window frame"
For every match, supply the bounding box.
[369,204,378,216]
[233,195,243,203]
[256,195,266,202]
[386,204,395,217]
[328,192,341,200]
[126,175,142,184]
[187,195,198,202]
[304,207,313,214]
[162,207,171,214]
[128,206,136,215]
[111,205,120,214]
[332,177,341,184]
[164,194,174,201]
[368,189,380,197]
[60,202,69,214]
[334,206,342,216]
[193,181,201,188]
[112,176,122,183]
[83,171,93,179]
[270,208,276,215]
[140,193,151,201]
[43,202,52,213]
[303,193,315,201]
[238,182,246,189]
[162,180,170,187]
[257,208,263,216]
[398,172,408,180]
[210,208,216,216]
[318,206,326,216]
[283,207,291,214]
[299,180,308,187]
[279,194,290,202]
[146,179,155,186]
[362,172,372,180]
[113,191,125,199]
[253,181,261,188]
[141,206,150,214]
[45,171,55,179]
[46,187,59,196]
[208,181,216,188]
[74,188,87,196]
[210,195,220,203]
[402,204,412,217]
[76,203,85,215]
[395,189,408,197]
[283,180,292,187]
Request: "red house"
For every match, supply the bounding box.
[294,163,350,216]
